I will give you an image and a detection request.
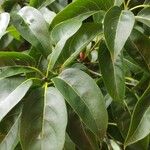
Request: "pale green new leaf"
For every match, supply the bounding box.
[0,78,32,121]
[20,86,67,150]
[136,7,150,28]
[52,68,108,139]
[0,12,10,39]
[104,6,135,60]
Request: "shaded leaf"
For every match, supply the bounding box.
[61,23,103,68]
[99,41,125,102]
[125,85,150,147]
[0,114,20,150]
[67,109,99,150]
[125,29,150,73]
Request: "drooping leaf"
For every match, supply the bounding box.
[51,0,114,27]
[0,52,35,66]
[48,18,82,71]
[52,68,108,140]
[0,12,10,39]
[20,86,67,150]
[104,6,135,60]
[136,7,150,28]
[30,0,55,8]
[125,85,150,147]
[12,6,52,57]
[0,78,32,121]
[125,29,150,73]
[61,23,103,68]
[99,41,125,102]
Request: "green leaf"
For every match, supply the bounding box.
[39,7,56,24]
[125,85,150,147]
[125,29,150,73]
[61,23,103,68]
[51,0,114,27]
[64,134,75,150]
[48,18,82,71]
[67,110,99,150]
[0,12,10,39]
[114,0,124,6]
[20,86,67,150]
[12,6,52,57]
[104,6,135,60]
[0,66,41,79]
[0,78,32,121]
[0,114,20,150]
[136,7,150,28]
[52,68,108,139]
[99,42,125,102]
[30,0,55,8]
[0,52,35,66]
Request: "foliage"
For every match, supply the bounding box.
[0,0,150,149]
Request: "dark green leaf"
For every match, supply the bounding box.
[104,6,135,60]
[0,66,35,79]
[0,78,32,121]
[48,18,82,71]
[51,0,114,27]
[61,23,103,68]
[0,52,35,66]
[12,6,52,57]
[0,114,20,150]
[99,42,125,102]
[67,111,99,150]
[125,29,150,73]
[52,68,108,140]
[20,86,67,150]
[125,85,150,147]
